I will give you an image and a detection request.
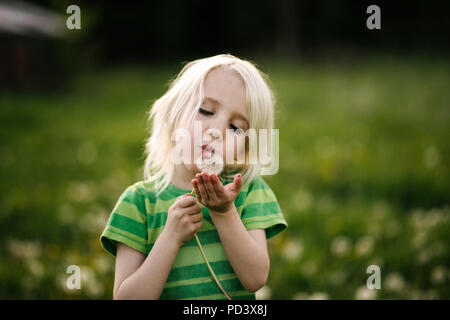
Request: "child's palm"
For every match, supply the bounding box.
[192,173,242,213]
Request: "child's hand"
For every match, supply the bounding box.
[165,194,203,247]
[191,172,242,214]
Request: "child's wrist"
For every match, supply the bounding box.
[210,202,238,220]
[160,229,183,250]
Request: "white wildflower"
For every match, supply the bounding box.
[384,272,405,292]
[355,236,375,256]
[355,286,377,300]
[308,292,329,300]
[330,236,351,256]
[255,285,272,300]
[282,239,303,261]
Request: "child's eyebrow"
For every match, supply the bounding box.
[204,96,249,125]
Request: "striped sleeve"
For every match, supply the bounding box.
[100,184,148,257]
[241,176,287,239]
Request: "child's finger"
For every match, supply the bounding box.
[231,173,242,193]
[203,173,220,203]
[178,195,197,208]
[192,179,202,202]
[179,192,191,198]
[196,174,210,201]
[202,173,216,197]
[211,174,225,196]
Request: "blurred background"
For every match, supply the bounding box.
[0,0,449,299]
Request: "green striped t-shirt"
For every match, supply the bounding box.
[100,175,287,300]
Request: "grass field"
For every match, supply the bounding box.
[0,55,448,299]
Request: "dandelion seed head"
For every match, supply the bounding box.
[196,153,224,175]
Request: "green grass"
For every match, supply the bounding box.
[0,56,448,299]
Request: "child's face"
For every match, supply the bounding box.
[187,66,249,173]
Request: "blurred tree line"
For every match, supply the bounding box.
[26,0,450,64]
[1,0,449,92]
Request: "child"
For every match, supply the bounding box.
[100,54,287,300]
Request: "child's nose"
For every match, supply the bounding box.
[207,130,222,142]
[203,122,226,142]
[205,128,223,142]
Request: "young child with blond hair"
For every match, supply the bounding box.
[101,54,287,300]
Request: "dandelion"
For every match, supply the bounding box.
[355,286,376,300]
[355,235,375,257]
[8,239,42,260]
[430,265,446,284]
[195,150,224,175]
[191,150,231,300]
[308,292,329,300]
[330,235,351,256]
[282,239,303,261]
[384,272,405,292]
[256,285,272,300]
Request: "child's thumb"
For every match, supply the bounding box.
[177,193,191,200]
[232,174,242,192]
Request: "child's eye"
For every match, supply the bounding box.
[230,123,240,131]
[199,108,213,116]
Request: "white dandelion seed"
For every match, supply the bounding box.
[355,286,377,300]
[196,148,224,175]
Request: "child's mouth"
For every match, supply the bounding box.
[201,144,215,157]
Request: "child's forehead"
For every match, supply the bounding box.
[202,68,248,114]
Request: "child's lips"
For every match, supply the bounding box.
[201,144,215,156]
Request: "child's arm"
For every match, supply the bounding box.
[113,233,179,299]
[113,194,203,299]
[192,173,270,292]
[211,205,270,292]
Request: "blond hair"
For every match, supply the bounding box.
[144,54,275,194]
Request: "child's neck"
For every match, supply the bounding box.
[171,165,197,191]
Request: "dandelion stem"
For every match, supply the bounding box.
[191,189,232,300]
